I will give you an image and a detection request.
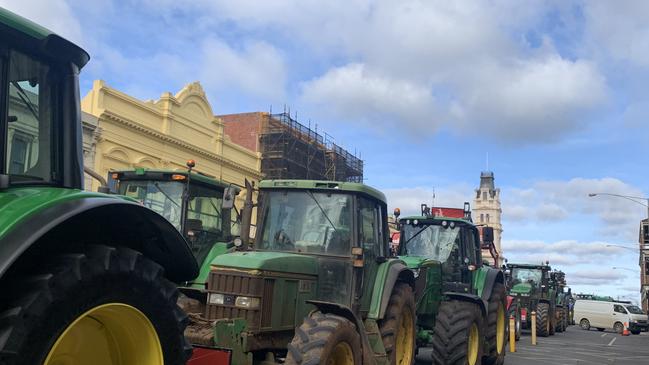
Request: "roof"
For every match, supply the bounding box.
[399,215,472,225]
[0,7,89,67]
[507,263,551,270]
[258,179,385,203]
[114,169,234,191]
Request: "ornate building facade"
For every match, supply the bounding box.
[81,80,262,205]
[473,171,503,265]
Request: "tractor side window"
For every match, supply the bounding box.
[359,197,381,259]
[462,228,477,265]
[5,50,55,183]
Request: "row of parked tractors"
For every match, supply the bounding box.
[0,7,570,365]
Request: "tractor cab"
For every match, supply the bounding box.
[112,163,240,287]
[397,203,483,294]
[507,263,551,298]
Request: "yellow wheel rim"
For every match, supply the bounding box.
[395,308,414,365]
[496,303,505,354]
[327,342,354,365]
[467,323,479,365]
[44,303,163,365]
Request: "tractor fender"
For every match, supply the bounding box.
[445,292,488,317]
[368,260,415,319]
[0,196,198,282]
[306,300,376,365]
[480,268,505,303]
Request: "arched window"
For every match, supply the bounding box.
[480,214,484,223]
[482,191,487,200]
[486,214,490,223]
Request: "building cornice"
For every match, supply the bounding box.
[100,111,263,179]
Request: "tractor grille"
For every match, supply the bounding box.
[205,270,268,332]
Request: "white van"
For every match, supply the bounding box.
[574,300,648,334]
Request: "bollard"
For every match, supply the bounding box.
[509,315,516,352]
[531,311,537,345]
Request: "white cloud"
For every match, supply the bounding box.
[301,64,437,134]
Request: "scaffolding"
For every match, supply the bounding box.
[259,112,363,182]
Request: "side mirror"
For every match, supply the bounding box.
[222,186,236,209]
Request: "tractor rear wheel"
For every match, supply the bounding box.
[556,308,565,333]
[431,300,483,365]
[378,282,416,365]
[286,311,361,365]
[483,282,506,365]
[0,245,191,365]
[536,303,550,337]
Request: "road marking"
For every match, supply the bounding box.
[601,333,607,337]
[607,337,616,346]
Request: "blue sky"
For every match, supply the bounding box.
[5,0,649,302]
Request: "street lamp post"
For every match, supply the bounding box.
[588,193,649,220]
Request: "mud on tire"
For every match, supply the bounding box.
[431,300,483,365]
[378,282,416,365]
[0,245,191,365]
[483,282,506,365]
[286,311,362,365]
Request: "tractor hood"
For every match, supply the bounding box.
[211,251,318,276]
[511,283,533,295]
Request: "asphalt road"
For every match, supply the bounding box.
[505,326,649,364]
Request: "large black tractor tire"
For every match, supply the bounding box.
[507,307,521,342]
[0,245,191,365]
[378,282,416,365]
[549,307,556,336]
[536,302,550,337]
[431,300,484,365]
[286,311,362,365]
[483,283,506,365]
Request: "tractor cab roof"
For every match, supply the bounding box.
[399,215,473,226]
[258,179,386,204]
[507,263,551,270]
[113,168,236,192]
[0,7,89,68]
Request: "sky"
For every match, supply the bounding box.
[4,0,649,303]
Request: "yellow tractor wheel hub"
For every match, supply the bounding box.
[467,323,479,365]
[44,303,163,365]
[395,308,415,365]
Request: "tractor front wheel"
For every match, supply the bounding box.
[431,300,483,365]
[536,303,550,337]
[378,282,416,365]
[286,311,361,365]
[0,245,191,365]
[484,282,506,365]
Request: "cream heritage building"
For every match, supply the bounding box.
[80,80,262,204]
[473,171,503,265]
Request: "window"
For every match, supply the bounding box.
[463,228,478,265]
[482,191,487,200]
[614,304,627,314]
[359,197,382,258]
[486,214,490,223]
[5,50,55,182]
[480,214,484,223]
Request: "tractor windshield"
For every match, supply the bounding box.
[4,49,58,184]
[401,223,460,262]
[119,180,184,230]
[510,268,543,286]
[257,190,352,256]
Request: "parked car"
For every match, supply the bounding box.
[574,299,648,334]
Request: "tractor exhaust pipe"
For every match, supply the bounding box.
[83,167,110,193]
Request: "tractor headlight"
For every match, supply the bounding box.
[235,296,260,309]
[208,293,225,305]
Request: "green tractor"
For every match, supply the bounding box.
[395,204,507,365]
[506,263,557,337]
[0,7,197,365]
[550,270,571,333]
[111,165,241,290]
[185,179,417,365]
